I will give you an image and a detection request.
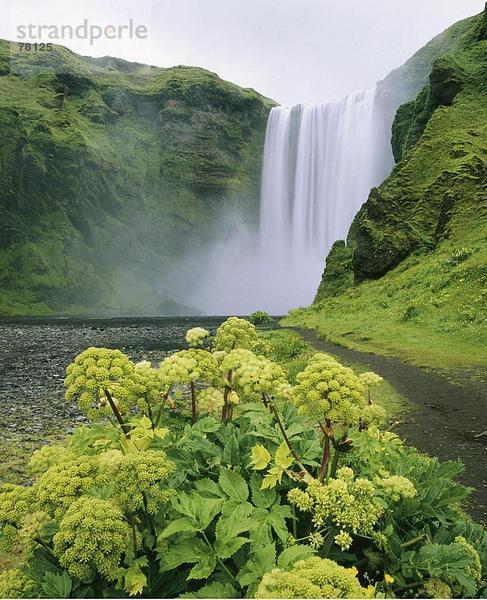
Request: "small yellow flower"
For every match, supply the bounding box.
[384,573,394,585]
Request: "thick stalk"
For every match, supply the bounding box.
[318,437,330,483]
[317,419,332,483]
[190,382,197,424]
[154,390,170,427]
[400,534,427,548]
[222,370,233,423]
[329,445,341,480]
[142,493,156,543]
[105,389,129,435]
[146,399,155,429]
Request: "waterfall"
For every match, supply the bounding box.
[187,89,393,315]
[258,90,391,313]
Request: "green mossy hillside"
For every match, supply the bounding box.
[0,42,274,315]
[287,7,487,369]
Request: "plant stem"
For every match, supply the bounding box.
[201,532,236,581]
[400,534,427,548]
[155,390,170,427]
[131,520,138,555]
[317,419,332,483]
[146,399,155,429]
[318,437,330,483]
[33,536,54,553]
[104,388,129,435]
[222,370,233,422]
[190,382,197,424]
[329,442,342,480]
[142,493,156,543]
[264,394,310,476]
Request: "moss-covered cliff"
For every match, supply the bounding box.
[287,7,487,368]
[0,42,274,315]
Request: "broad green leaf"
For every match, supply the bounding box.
[124,564,147,597]
[249,508,274,547]
[237,544,276,588]
[139,415,152,430]
[249,444,271,470]
[188,553,217,580]
[172,493,223,531]
[268,504,293,544]
[158,517,198,539]
[180,582,239,598]
[215,535,249,560]
[274,442,293,470]
[249,472,277,509]
[42,571,72,599]
[195,478,225,499]
[218,468,249,502]
[192,417,222,433]
[261,472,279,490]
[221,431,241,466]
[285,423,306,438]
[277,545,314,569]
[221,499,253,519]
[158,539,215,580]
[215,504,253,558]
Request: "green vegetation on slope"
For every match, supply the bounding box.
[0,43,274,316]
[285,7,487,370]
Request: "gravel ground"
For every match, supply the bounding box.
[0,317,225,481]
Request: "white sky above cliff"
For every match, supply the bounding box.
[2,0,485,105]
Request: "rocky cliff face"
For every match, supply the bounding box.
[316,6,487,300]
[0,43,274,315]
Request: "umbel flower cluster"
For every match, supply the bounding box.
[159,349,221,387]
[288,466,385,548]
[185,327,210,347]
[292,353,366,425]
[221,348,289,401]
[64,348,135,420]
[0,443,176,592]
[53,497,131,582]
[255,557,372,598]
[214,316,258,351]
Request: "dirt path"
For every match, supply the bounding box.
[292,327,487,523]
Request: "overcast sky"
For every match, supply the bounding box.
[3,0,485,105]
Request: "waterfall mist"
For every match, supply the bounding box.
[184,88,394,315]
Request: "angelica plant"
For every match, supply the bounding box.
[214,316,257,351]
[293,353,366,481]
[159,349,222,423]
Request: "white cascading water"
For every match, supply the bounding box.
[187,88,393,315]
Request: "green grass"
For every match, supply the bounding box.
[262,329,411,420]
[284,211,487,371]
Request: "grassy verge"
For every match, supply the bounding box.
[282,224,487,373]
[261,329,412,421]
